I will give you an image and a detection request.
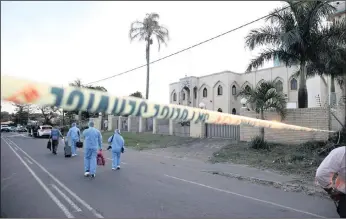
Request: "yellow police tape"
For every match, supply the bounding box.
[1,75,334,133]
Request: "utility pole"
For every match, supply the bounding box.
[61,85,64,127]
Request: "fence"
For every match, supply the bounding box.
[156,119,170,135]
[239,107,336,144]
[205,124,240,140]
[102,106,342,144]
[173,121,190,137]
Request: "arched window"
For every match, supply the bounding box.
[217,108,222,112]
[182,92,186,100]
[275,80,283,92]
[173,93,176,101]
[290,78,297,90]
[232,108,236,115]
[257,80,264,87]
[203,88,208,97]
[232,85,237,95]
[245,85,251,92]
[217,85,223,96]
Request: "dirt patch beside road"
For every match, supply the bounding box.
[210,141,327,182]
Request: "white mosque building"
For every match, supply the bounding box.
[169,1,345,115]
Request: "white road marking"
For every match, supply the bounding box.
[1,137,74,218]
[51,184,82,213]
[13,147,18,151]
[164,174,326,218]
[24,157,33,165]
[6,138,104,218]
[6,134,23,138]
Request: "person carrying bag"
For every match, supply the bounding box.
[107,129,125,170]
[66,123,81,157]
[47,139,52,151]
[76,130,83,149]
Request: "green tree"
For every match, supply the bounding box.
[245,1,342,108]
[238,81,287,142]
[12,103,33,125]
[1,111,11,122]
[129,13,169,100]
[129,91,143,98]
[303,19,346,128]
[36,105,60,125]
[69,79,108,123]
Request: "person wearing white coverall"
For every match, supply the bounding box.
[107,129,125,170]
[316,146,345,218]
[66,123,80,157]
[82,121,102,178]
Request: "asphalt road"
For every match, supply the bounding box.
[1,132,339,218]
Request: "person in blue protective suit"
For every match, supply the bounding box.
[66,123,81,157]
[49,126,64,155]
[107,129,125,170]
[82,121,102,178]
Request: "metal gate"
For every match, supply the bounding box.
[146,118,153,132]
[205,124,240,140]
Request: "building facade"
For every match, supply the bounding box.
[328,1,346,23]
[169,2,345,115]
[169,65,343,114]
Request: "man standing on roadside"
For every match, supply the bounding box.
[82,121,102,178]
[67,123,81,157]
[49,126,64,155]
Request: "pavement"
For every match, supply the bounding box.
[1,132,339,218]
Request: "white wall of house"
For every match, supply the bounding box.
[169,65,337,112]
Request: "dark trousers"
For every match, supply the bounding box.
[337,194,346,218]
[52,140,59,154]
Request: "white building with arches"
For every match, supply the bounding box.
[169,65,343,115]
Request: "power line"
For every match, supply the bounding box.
[85,1,301,86]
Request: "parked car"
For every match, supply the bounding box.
[36,125,53,138]
[1,125,11,132]
[9,126,16,132]
[16,127,27,132]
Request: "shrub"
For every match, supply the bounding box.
[249,136,270,150]
[328,128,346,144]
[297,141,325,153]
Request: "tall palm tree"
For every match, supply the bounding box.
[303,19,346,127]
[238,81,287,141]
[69,79,84,125]
[129,13,169,100]
[245,1,341,108]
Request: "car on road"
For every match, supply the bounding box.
[1,125,11,132]
[15,127,27,132]
[36,125,53,138]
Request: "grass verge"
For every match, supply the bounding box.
[210,141,328,181]
[102,131,197,150]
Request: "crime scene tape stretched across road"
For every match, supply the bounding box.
[1,75,334,133]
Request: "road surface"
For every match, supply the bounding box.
[1,132,338,218]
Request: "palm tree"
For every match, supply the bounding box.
[69,79,84,125]
[129,13,169,100]
[238,81,287,141]
[303,20,346,127]
[245,1,342,108]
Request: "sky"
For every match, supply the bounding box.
[1,1,284,113]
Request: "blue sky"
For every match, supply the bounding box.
[1,1,282,113]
